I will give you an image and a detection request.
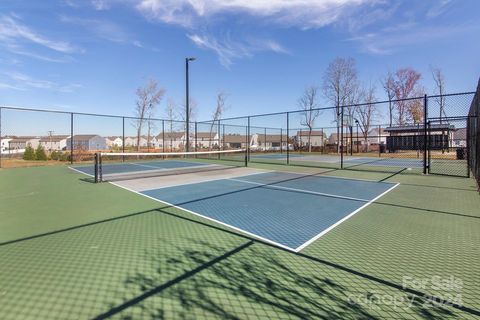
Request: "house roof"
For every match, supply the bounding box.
[68,135,99,140]
[196,132,217,139]
[159,132,185,139]
[9,136,39,143]
[255,134,288,142]
[224,134,249,143]
[39,135,69,142]
[296,130,324,137]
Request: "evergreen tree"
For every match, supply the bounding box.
[35,145,47,161]
[23,144,35,160]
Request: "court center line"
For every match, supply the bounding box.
[109,181,299,252]
[227,178,371,203]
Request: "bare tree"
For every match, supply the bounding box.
[134,79,165,151]
[299,86,321,152]
[431,66,447,121]
[165,98,177,151]
[355,84,377,152]
[381,71,396,127]
[178,98,197,151]
[322,57,358,152]
[391,68,422,125]
[409,86,426,124]
[209,91,228,150]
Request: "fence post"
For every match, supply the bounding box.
[286,112,290,165]
[378,125,381,157]
[70,113,74,164]
[122,117,125,162]
[340,106,344,169]
[423,94,428,174]
[247,116,251,162]
[194,121,198,153]
[162,120,165,158]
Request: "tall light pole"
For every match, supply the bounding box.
[185,57,196,152]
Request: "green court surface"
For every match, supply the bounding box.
[0,164,479,319]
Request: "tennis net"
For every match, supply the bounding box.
[94,149,247,183]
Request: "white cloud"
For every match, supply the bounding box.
[426,0,453,18]
[347,22,480,55]
[1,71,82,93]
[60,15,145,48]
[188,33,289,67]
[0,15,80,53]
[136,0,374,29]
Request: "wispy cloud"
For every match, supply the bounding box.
[426,0,453,18]
[60,15,144,48]
[0,14,80,53]
[347,22,480,55]
[0,71,83,93]
[136,0,373,29]
[188,33,289,67]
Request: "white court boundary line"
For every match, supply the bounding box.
[109,172,400,252]
[109,181,296,252]
[294,182,400,251]
[68,166,94,177]
[227,178,370,202]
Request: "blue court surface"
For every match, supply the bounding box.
[250,153,423,168]
[139,171,398,251]
[72,160,210,176]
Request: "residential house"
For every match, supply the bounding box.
[160,132,186,150]
[195,132,219,149]
[1,137,12,153]
[105,136,123,149]
[39,135,69,151]
[251,134,288,151]
[224,134,250,149]
[66,135,107,151]
[8,136,40,151]
[296,130,325,147]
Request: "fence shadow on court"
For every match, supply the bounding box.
[96,234,459,319]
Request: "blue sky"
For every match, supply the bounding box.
[0,0,479,124]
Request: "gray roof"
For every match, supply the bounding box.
[385,124,455,132]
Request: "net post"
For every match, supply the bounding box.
[286,112,290,165]
[423,94,428,174]
[98,152,103,182]
[94,153,99,183]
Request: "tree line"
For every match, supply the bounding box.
[299,57,447,152]
[132,79,228,151]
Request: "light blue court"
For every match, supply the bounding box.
[141,172,398,251]
[72,160,210,176]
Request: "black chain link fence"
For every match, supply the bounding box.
[468,80,480,188]
[0,89,477,179]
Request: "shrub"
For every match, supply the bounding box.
[23,144,35,160]
[35,145,48,161]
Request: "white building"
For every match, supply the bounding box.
[250,134,288,151]
[39,135,69,151]
[105,136,123,148]
[1,137,12,153]
[296,130,325,148]
[195,132,219,149]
